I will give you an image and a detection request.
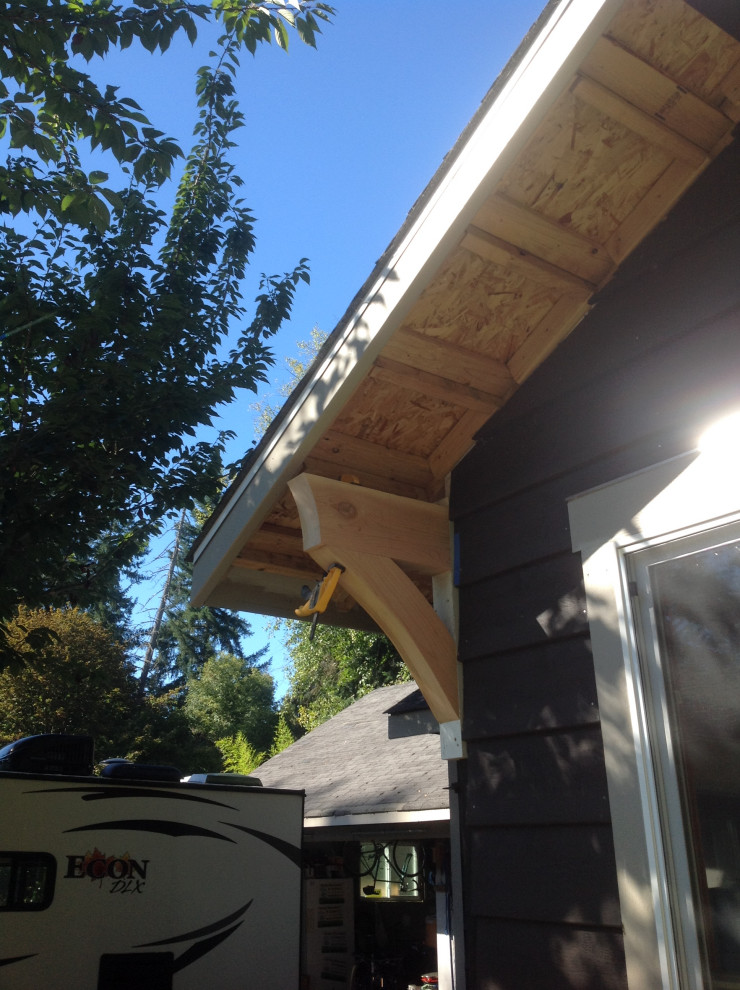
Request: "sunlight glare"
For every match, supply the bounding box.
[698,410,740,458]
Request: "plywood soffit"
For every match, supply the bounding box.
[192,0,740,655]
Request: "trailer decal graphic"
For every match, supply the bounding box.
[136,898,253,946]
[65,819,236,842]
[1,745,304,985]
[135,900,254,975]
[172,923,243,973]
[64,848,148,890]
[26,785,239,811]
[0,954,36,968]
[224,821,303,867]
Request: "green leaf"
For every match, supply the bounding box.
[87,192,110,232]
[274,19,290,50]
[0,0,333,626]
[99,187,123,211]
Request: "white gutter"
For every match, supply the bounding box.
[191,0,626,607]
[304,808,451,830]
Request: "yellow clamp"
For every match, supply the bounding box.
[295,564,345,619]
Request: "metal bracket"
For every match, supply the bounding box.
[295,564,345,640]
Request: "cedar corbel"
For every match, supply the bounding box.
[288,473,459,724]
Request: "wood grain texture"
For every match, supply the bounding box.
[288,472,451,574]
[472,192,614,285]
[573,74,709,166]
[581,35,732,151]
[302,543,459,723]
[199,11,739,634]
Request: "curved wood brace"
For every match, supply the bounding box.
[288,474,459,723]
[309,545,459,724]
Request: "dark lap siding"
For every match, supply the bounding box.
[462,640,599,740]
[466,725,609,826]
[470,824,620,925]
[459,551,586,659]
[451,140,740,989]
[474,918,627,990]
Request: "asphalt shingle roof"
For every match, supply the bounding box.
[256,683,449,820]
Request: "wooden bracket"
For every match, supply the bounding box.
[288,473,459,723]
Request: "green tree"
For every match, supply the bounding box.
[124,688,223,773]
[0,1,333,625]
[280,622,410,733]
[139,508,253,694]
[216,730,264,775]
[184,650,277,751]
[269,711,295,756]
[0,605,138,753]
[0,1,332,227]
[252,324,327,436]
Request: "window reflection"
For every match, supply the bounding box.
[651,540,740,986]
[0,853,56,911]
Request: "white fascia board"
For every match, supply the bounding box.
[192,0,626,607]
[304,808,451,830]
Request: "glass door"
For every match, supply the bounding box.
[630,524,740,989]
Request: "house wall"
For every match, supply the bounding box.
[450,139,740,989]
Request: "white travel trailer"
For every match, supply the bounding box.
[0,735,304,990]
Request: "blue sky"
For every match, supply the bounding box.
[102,2,545,443]
[110,0,546,688]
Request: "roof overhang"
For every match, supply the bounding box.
[305,809,451,830]
[192,0,740,722]
[303,808,451,843]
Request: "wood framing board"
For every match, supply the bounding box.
[304,543,459,724]
[245,522,305,558]
[232,549,322,582]
[309,428,433,490]
[471,191,614,285]
[369,356,503,415]
[572,74,709,166]
[302,453,431,501]
[508,292,592,384]
[719,60,740,118]
[607,0,740,109]
[381,326,518,398]
[253,486,302,532]
[460,224,598,296]
[288,473,451,575]
[428,407,498,481]
[605,157,704,262]
[580,35,733,151]
[234,521,325,584]
[213,567,378,629]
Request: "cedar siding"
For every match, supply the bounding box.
[451,138,740,988]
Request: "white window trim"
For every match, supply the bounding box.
[568,446,740,990]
